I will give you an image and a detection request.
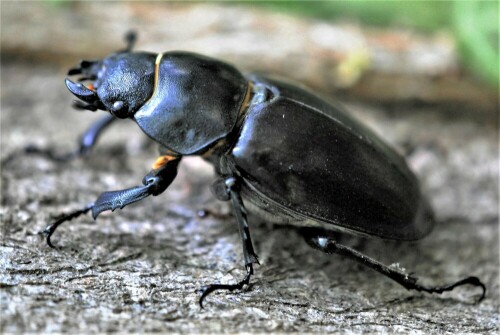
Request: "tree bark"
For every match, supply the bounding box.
[1,2,498,333]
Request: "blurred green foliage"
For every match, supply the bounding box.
[45,0,499,87]
[46,0,71,7]
[453,1,498,87]
[253,1,499,87]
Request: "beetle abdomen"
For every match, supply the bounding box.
[230,76,434,240]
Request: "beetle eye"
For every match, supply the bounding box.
[113,101,124,110]
[111,100,129,118]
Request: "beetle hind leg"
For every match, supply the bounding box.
[301,228,486,302]
[197,176,259,308]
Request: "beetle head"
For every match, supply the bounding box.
[65,51,157,118]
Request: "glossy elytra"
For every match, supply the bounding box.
[29,32,485,307]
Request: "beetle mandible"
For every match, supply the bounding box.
[33,32,485,307]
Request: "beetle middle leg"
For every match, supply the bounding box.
[21,114,116,162]
[301,228,486,302]
[197,176,260,308]
[40,155,181,248]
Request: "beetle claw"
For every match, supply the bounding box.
[38,226,57,249]
[65,79,99,103]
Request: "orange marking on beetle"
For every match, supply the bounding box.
[239,81,253,113]
[152,155,177,169]
[144,53,164,104]
[86,83,95,91]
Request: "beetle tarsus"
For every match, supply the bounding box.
[198,264,254,309]
[302,229,486,302]
[409,276,486,302]
[39,204,94,249]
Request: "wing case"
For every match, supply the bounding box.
[230,75,433,240]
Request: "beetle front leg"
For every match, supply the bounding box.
[301,228,486,302]
[75,114,117,157]
[24,114,116,162]
[198,176,259,308]
[40,155,181,248]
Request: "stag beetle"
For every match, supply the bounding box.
[32,32,485,307]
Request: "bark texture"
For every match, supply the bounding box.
[1,2,498,334]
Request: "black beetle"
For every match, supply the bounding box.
[33,33,485,307]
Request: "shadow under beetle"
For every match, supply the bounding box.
[33,32,485,307]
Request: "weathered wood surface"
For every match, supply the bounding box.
[1,2,498,334]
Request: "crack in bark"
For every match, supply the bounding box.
[97,252,143,267]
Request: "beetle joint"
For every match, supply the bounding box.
[224,177,237,190]
[151,155,178,170]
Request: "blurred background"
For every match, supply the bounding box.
[1,1,498,108]
[1,1,498,334]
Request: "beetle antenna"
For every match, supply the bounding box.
[67,60,98,76]
[123,31,137,52]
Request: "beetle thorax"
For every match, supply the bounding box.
[134,51,248,155]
